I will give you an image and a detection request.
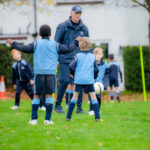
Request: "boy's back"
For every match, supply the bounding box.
[34,38,58,75]
[74,52,95,85]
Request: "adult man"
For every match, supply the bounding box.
[54,5,89,113]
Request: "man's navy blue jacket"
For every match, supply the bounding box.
[12,59,34,85]
[54,17,89,64]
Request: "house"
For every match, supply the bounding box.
[0,0,149,90]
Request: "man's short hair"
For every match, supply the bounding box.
[79,37,92,51]
[94,47,103,55]
[11,49,21,56]
[108,53,114,60]
[39,24,51,37]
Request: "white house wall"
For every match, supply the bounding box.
[0,1,149,90]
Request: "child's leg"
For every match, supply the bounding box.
[96,94,101,109]
[89,92,100,120]
[65,89,70,105]
[66,92,79,119]
[15,82,23,106]
[31,94,40,120]
[109,86,114,101]
[115,87,120,102]
[24,82,34,100]
[45,94,53,121]
[69,84,74,102]
[88,94,93,111]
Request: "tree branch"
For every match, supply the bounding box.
[132,0,149,11]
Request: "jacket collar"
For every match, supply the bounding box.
[67,17,84,29]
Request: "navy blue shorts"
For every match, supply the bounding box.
[75,84,95,93]
[68,77,74,84]
[109,78,119,87]
[34,75,56,94]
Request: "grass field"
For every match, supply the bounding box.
[0,100,150,150]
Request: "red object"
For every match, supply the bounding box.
[0,75,6,99]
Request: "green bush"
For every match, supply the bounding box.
[0,45,33,86]
[123,46,150,91]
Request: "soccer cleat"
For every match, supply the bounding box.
[28,119,37,125]
[44,120,54,125]
[66,118,70,121]
[76,108,85,113]
[39,106,46,111]
[110,100,114,103]
[95,118,100,122]
[54,105,65,114]
[10,105,19,110]
[88,110,94,116]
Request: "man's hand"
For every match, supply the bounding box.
[76,36,82,41]
[7,39,13,45]
[30,80,34,85]
[13,84,16,89]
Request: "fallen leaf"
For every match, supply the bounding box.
[98,142,103,146]
[82,123,87,126]
[0,126,4,129]
[16,113,21,115]
[46,131,50,135]
[2,143,6,146]
[147,145,150,148]
[64,125,69,130]
[56,136,60,140]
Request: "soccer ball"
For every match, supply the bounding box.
[94,82,104,94]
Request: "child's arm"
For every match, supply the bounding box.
[58,40,79,54]
[26,61,34,84]
[12,68,17,88]
[7,39,34,53]
[57,37,82,54]
[94,60,99,79]
[118,66,123,82]
[69,57,77,76]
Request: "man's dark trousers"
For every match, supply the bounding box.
[55,63,82,109]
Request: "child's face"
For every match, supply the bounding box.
[12,51,21,61]
[95,51,103,61]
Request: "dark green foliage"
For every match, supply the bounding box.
[0,45,33,86]
[123,46,150,91]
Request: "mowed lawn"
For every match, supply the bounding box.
[0,99,150,150]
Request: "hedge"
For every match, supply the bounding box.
[123,46,150,91]
[0,45,33,86]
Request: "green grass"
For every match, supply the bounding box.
[0,100,150,150]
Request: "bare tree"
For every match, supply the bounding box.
[132,0,150,45]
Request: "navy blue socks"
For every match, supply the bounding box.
[31,99,40,120]
[45,97,53,121]
[66,99,77,119]
[92,100,100,119]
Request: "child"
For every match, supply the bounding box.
[108,53,122,102]
[66,37,100,122]
[10,49,34,110]
[88,47,107,116]
[7,24,79,125]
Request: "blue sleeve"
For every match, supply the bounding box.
[12,42,34,53]
[58,40,79,54]
[12,68,16,85]
[26,62,34,80]
[94,60,99,79]
[69,57,77,76]
[118,66,123,82]
[54,26,66,43]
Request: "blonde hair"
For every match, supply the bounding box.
[11,49,21,56]
[94,47,103,55]
[79,37,92,51]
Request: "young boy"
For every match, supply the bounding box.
[7,24,79,125]
[10,49,34,110]
[88,47,107,116]
[66,37,100,122]
[108,53,122,102]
